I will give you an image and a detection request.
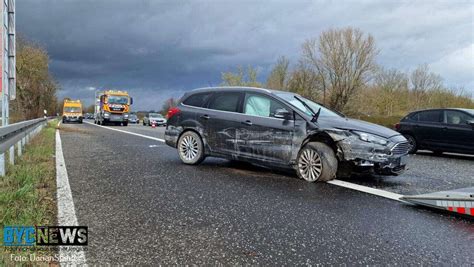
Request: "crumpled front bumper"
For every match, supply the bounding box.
[328,131,409,175]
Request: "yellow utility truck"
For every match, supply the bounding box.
[94,90,133,126]
[62,99,83,123]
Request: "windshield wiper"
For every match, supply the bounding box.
[294,96,321,122]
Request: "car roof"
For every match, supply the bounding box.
[409,108,474,114]
[187,86,287,95]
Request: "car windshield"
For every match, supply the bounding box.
[129,115,137,119]
[274,92,342,117]
[459,109,474,116]
[64,107,81,113]
[149,113,163,118]
[108,95,129,104]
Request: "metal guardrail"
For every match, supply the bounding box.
[0,118,48,176]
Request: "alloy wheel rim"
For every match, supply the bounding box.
[298,149,322,181]
[407,136,416,151]
[179,135,199,161]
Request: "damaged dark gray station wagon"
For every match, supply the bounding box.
[165,87,410,182]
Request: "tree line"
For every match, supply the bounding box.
[221,27,474,126]
[10,37,59,122]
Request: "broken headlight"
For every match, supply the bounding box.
[352,131,389,146]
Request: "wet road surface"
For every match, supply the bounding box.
[59,121,473,265]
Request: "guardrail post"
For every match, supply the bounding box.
[9,146,14,165]
[17,141,21,157]
[0,153,5,176]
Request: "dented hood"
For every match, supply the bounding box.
[317,117,400,138]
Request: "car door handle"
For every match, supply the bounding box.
[242,120,253,126]
[200,115,210,120]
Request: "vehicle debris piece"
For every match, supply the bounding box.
[401,187,474,217]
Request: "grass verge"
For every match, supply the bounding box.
[0,120,58,266]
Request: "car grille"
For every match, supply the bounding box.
[391,142,410,156]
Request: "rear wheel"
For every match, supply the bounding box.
[177,131,205,165]
[123,122,128,126]
[404,134,417,154]
[296,142,338,182]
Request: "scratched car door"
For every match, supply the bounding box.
[236,93,294,164]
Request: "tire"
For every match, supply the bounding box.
[123,122,128,126]
[177,131,205,165]
[404,134,417,154]
[296,141,338,182]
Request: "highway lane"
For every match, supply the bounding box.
[60,122,473,265]
[92,120,474,195]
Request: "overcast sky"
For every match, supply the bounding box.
[17,0,473,110]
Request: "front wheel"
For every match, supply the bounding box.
[404,134,417,154]
[296,142,338,182]
[177,131,205,165]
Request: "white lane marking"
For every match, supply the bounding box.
[56,130,87,266]
[57,120,61,127]
[327,179,406,202]
[84,121,165,142]
[86,121,405,202]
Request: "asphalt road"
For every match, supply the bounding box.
[59,120,473,265]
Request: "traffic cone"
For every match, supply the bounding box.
[152,121,156,128]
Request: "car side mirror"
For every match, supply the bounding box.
[274,108,291,119]
[467,120,474,127]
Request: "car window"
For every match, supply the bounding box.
[183,92,212,107]
[407,113,418,121]
[446,110,472,125]
[418,110,442,123]
[208,92,241,112]
[244,94,286,118]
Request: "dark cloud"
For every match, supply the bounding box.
[17,0,473,110]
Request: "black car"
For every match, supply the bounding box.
[395,108,474,155]
[165,87,410,182]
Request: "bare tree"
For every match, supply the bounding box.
[266,56,290,90]
[302,27,378,111]
[221,65,262,87]
[287,60,320,99]
[12,37,59,121]
[374,67,408,115]
[409,64,443,108]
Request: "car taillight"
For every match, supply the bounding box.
[394,123,400,131]
[167,107,181,119]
